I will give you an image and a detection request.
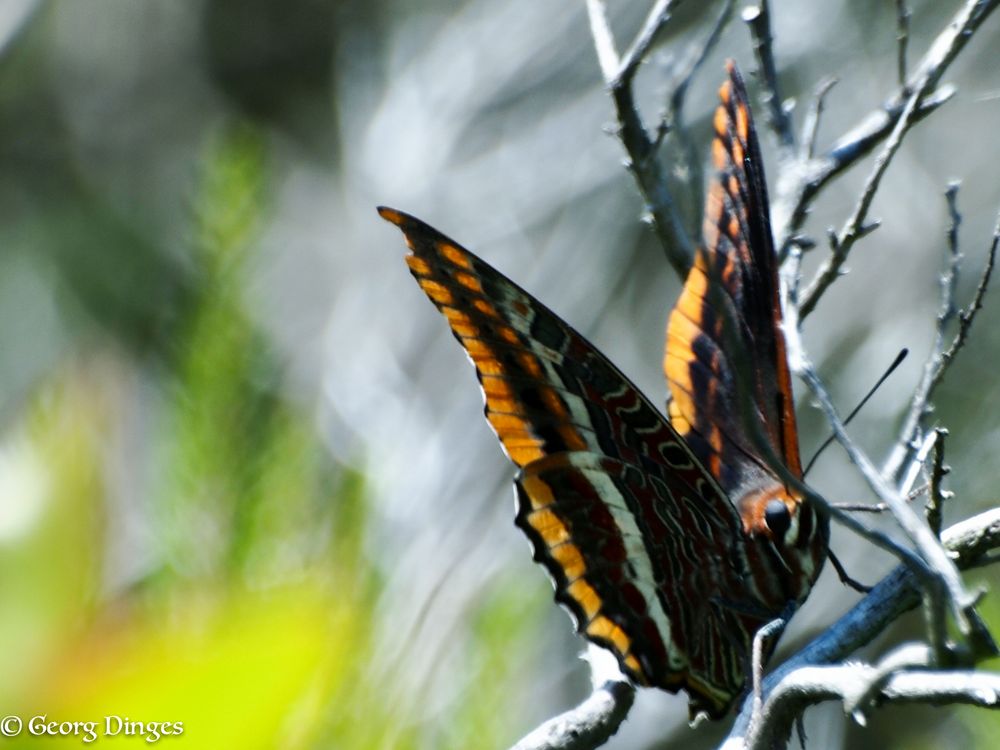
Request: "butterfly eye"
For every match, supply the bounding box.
[764,499,791,539]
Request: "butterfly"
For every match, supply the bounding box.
[378,61,829,720]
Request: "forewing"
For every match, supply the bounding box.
[380,206,712,474]
[664,61,802,492]
[379,206,750,716]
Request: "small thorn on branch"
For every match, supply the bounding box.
[927,428,951,537]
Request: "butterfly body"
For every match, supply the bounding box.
[379,61,827,720]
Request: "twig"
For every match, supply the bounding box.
[896,0,912,88]
[742,1,795,149]
[834,502,889,513]
[614,0,681,87]
[586,0,620,84]
[586,0,695,276]
[653,0,735,219]
[798,84,919,317]
[800,76,837,162]
[884,199,1000,481]
[834,481,928,513]
[663,0,734,136]
[723,508,1000,749]
[772,0,1000,264]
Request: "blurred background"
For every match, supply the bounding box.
[1,0,999,748]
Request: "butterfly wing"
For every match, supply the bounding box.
[380,206,753,717]
[663,63,827,677]
[665,61,802,495]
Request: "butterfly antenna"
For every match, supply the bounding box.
[803,348,909,477]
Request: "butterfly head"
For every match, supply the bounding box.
[738,482,828,609]
[738,485,800,541]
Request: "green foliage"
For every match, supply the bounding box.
[0,115,550,749]
[0,123,389,749]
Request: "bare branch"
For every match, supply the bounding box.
[655,0,735,208]
[773,0,1000,264]
[834,502,888,513]
[586,0,696,276]
[665,0,734,123]
[884,198,1000,481]
[798,84,920,317]
[833,480,928,514]
[742,1,795,149]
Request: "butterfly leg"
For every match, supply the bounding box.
[828,549,873,594]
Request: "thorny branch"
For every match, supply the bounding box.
[743,1,795,151]
[586,0,695,277]
[926,428,950,537]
